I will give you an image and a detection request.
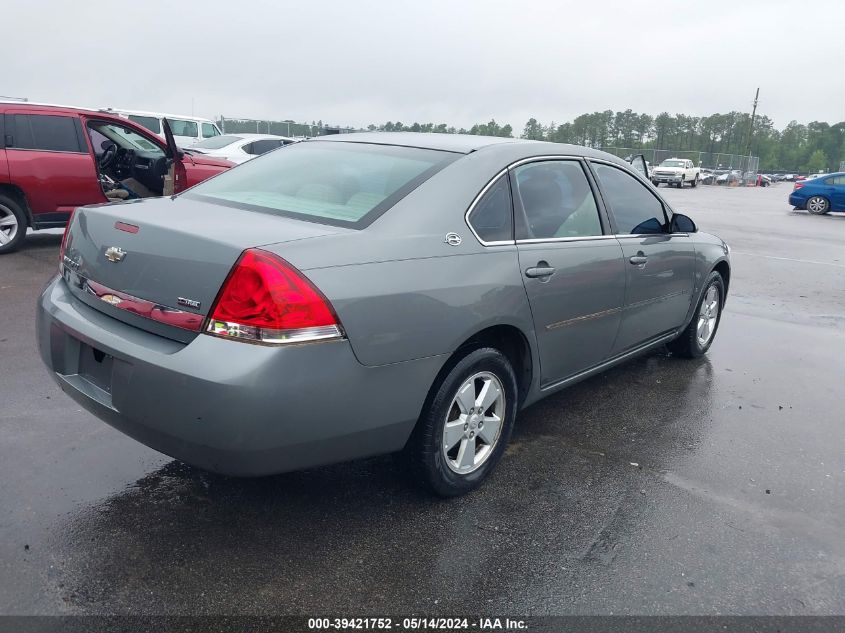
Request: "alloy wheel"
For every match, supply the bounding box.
[697,285,720,347]
[0,204,19,247]
[807,196,829,214]
[442,371,506,474]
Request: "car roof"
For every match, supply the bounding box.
[223,133,294,141]
[0,101,224,132]
[0,101,140,125]
[0,99,102,114]
[104,108,216,123]
[311,132,630,165]
[313,132,525,154]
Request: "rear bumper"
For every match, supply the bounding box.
[788,193,805,208]
[37,276,445,476]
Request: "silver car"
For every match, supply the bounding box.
[37,133,730,496]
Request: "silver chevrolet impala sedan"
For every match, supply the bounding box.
[38,133,730,496]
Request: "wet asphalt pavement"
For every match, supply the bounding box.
[1,183,843,616]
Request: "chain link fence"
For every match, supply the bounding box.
[217,117,356,138]
[600,147,760,185]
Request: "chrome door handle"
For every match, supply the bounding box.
[629,255,648,265]
[525,266,556,278]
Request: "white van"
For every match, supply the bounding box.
[102,108,222,148]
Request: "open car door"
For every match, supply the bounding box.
[628,154,649,181]
[162,118,188,195]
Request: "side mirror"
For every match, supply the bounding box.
[671,213,697,233]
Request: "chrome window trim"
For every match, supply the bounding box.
[478,239,517,246]
[465,154,679,248]
[467,155,610,247]
[510,156,609,244]
[3,147,89,156]
[517,233,689,245]
[586,156,676,220]
[507,154,583,169]
[517,235,617,245]
[615,233,689,239]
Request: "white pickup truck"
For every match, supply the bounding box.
[651,158,700,188]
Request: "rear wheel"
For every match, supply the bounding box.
[807,196,830,215]
[407,347,518,496]
[0,194,27,254]
[691,175,698,188]
[668,271,725,358]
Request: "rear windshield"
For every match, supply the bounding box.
[193,135,242,149]
[184,141,459,228]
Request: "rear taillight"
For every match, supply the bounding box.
[205,248,343,345]
[793,182,804,190]
[59,208,77,271]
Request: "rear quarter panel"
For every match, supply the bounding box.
[304,248,534,367]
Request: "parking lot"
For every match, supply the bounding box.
[1,183,843,615]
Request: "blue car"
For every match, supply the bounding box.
[789,172,845,215]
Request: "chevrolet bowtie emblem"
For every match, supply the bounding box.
[105,246,127,263]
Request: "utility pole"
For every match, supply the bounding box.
[744,87,760,162]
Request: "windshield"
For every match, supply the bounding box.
[184,141,459,228]
[660,160,686,168]
[91,121,164,154]
[194,135,242,150]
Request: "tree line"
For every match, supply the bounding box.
[366,111,845,173]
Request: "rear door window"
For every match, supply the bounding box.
[193,135,241,150]
[9,114,84,153]
[512,160,603,240]
[247,139,283,155]
[201,122,219,138]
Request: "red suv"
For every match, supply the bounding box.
[0,102,233,253]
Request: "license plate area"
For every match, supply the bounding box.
[78,343,114,394]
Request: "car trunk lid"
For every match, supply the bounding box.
[61,196,342,342]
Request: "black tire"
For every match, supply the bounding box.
[407,347,518,497]
[0,193,27,254]
[691,175,698,188]
[652,181,660,187]
[807,196,830,215]
[668,271,725,358]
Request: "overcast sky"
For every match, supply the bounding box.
[5,0,843,131]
